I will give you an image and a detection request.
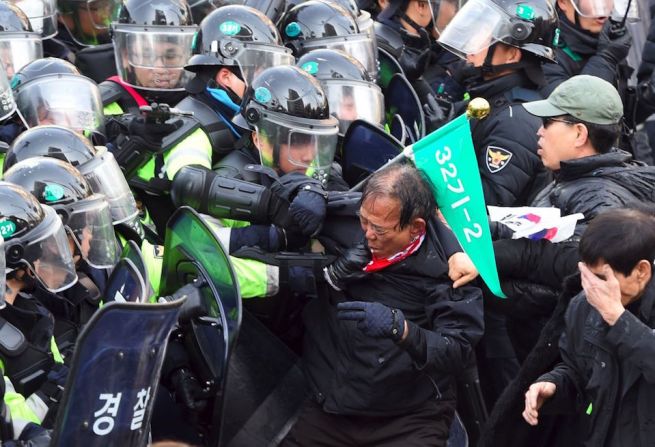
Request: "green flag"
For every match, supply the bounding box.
[407,114,505,298]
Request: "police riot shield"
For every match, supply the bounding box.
[104,258,147,303]
[161,206,241,447]
[221,310,309,447]
[377,47,404,90]
[341,119,403,187]
[121,240,155,301]
[50,299,184,447]
[385,73,425,144]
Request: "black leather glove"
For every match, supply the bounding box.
[127,115,183,152]
[337,301,406,342]
[597,20,632,64]
[323,242,371,291]
[423,93,455,133]
[289,188,327,237]
[170,368,208,412]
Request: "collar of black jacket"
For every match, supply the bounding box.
[557,10,600,57]
[557,149,632,181]
[467,71,535,101]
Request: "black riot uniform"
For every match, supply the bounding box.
[439,0,558,207]
[3,158,120,359]
[0,182,78,427]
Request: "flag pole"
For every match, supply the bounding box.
[348,98,491,192]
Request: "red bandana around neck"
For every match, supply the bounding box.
[363,231,426,272]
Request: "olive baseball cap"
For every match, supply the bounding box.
[522,75,623,125]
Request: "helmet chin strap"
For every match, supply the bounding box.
[461,44,531,86]
[400,12,427,36]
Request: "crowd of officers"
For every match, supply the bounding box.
[0,0,654,445]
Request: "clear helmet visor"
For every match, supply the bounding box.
[14,74,104,134]
[356,11,379,76]
[611,0,638,21]
[430,0,467,35]
[254,110,339,183]
[0,34,43,78]
[215,40,295,86]
[0,61,16,121]
[113,25,196,91]
[78,147,139,225]
[438,0,509,59]
[63,194,119,269]
[23,205,78,293]
[9,0,58,39]
[60,0,120,46]
[572,0,614,17]
[323,80,384,135]
[302,34,378,81]
[0,236,5,309]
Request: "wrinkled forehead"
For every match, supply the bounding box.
[360,194,401,221]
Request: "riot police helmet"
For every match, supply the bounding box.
[186,5,293,85]
[6,0,58,38]
[5,125,139,226]
[4,157,119,269]
[297,49,384,135]
[57,0,121,46]
[233,65,339,183]
[0,181,78,292]
[438,0,558,61]
[12,59,105,135]
[0,2,43,78]
[280,0,378,78]
[112,0,198,91]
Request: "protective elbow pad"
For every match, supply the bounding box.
[171,165,280,223]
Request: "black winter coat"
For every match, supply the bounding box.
[530,151,639,236]
[465,72,550,207]
[302,226,484,416]
[478,274,583,447]
[539,277,655,446]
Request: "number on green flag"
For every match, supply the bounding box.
[407,114,506,298]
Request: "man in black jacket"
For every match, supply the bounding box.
[524,208,655,446]
[282,163,484,446]
[522,74,639,234]
[490,74,645,382]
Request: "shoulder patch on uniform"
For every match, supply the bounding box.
[486,146,513,173]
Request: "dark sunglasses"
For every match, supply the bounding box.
[542,117,577,128]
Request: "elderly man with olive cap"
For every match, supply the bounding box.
[484,75,652,400]
[514,74,641,233]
